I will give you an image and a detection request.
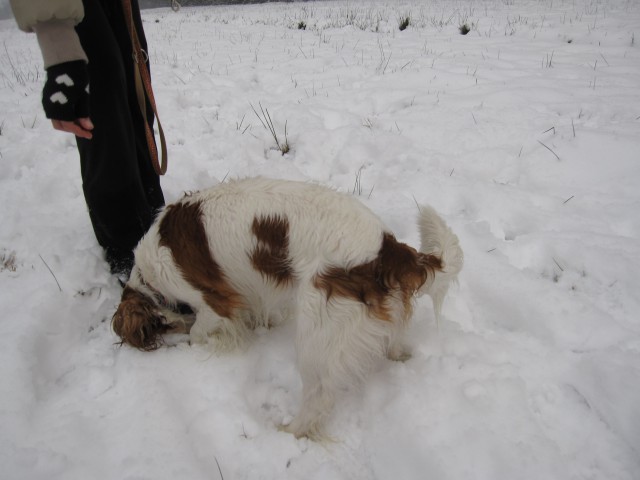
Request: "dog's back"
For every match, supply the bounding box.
[195,177,387,277]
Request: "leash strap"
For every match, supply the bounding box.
[121,0,168,175]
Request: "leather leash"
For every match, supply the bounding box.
[121,0,168,175]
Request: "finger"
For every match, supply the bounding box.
[63,120,93,139]
[77,117,94,131]
[51,119,93,139]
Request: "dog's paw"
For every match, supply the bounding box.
[161,309,195,335]
[189,325,211,345]
[387,345,413,362]
[278,423,334,443]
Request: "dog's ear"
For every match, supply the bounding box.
[112,287,169,351]
[378,234,442,294]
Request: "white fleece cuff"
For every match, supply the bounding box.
[33,19,88,69]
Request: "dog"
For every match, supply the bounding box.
[112,177,463,440]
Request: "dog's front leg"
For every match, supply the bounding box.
[189,306,248,351]
[189,308,221,345]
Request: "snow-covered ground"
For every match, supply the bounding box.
[1,1,639,478]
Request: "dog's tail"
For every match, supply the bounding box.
[112,286,170,351]
[417,205,463,319]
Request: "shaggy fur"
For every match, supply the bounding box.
[112,177,463,439]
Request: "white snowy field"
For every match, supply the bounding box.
[1,0,639,478]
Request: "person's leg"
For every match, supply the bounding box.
[74,0,164,274]
[110,0,165,212]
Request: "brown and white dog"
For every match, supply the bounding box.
[112,177,463,440]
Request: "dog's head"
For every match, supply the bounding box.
[315,233,442,323]
[374,233,443,321]
[112,285,169,351]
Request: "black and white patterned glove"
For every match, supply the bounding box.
[42,60,90,121]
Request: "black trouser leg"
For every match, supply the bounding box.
[75,0,164,272]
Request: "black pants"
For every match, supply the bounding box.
[75,0,165,273]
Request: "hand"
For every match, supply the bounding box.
[42,60,92,138]
[51,118,94,139]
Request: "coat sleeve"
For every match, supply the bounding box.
[9,0,84,32]
[9,0,87,68]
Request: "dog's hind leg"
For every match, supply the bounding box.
[387,337,412,362]
[283,362,335,441]
[282,294,339,440]
[284,291,390,440]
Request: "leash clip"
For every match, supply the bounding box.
[132,48,148,64]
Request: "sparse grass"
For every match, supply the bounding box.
[430,12,456,30]
[353,166,364,195]
[542,51,555,68]
[398,15,410,31]
[352,166,375,198]
[215,456,225,480]
[235,114,250,134]
[250,102,290,155]
[362,118,375,129]
[537,140,560,161]
[1,250,17,272]
[2,41,41,89]
[39,254,62,292]
[459,23,471,35]
[319,6,386,31]
[376,38,392,74]
[552,257,565,273]
[21,116,38,129]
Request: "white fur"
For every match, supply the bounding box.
[125,178,461,439]
[417,205,464,319]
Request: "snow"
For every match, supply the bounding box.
[1,0,639,478]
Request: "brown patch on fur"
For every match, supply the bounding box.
[112,286,170,351]
[159,200,243,318]
[314,233,442,322]
[251,215,294,285]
